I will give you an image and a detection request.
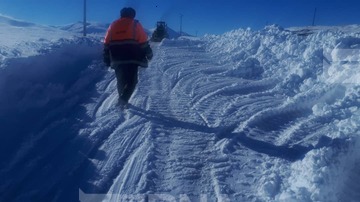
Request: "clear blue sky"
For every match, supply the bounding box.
[1,0,360,36]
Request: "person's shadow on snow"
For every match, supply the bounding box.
[128,104,226,134]
[128,104,346,162]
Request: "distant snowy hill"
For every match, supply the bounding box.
[166,26,192,38]
[56,22,110,35]
[0,14,77,60]
[56,21,188,39]
[287,25,360,36]
[1,15,360,202]
[57,21,149,37]
[0,14,185,60]
[0,14,37,27]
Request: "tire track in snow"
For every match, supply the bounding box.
[160,39,328,200]
[105,123,156,199]
[130,39,231,200]
[143,44,211,195]
[78,68,155,195]
[151,129,211,195]
[132,39,278,200]
[85,114,150,193]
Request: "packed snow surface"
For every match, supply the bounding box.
[1,15,360,202]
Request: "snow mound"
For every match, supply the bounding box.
[0,13,37,27]
[204,25,360,201]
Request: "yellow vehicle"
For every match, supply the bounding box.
[151,21,169,42]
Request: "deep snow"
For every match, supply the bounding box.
[1,14,360,202]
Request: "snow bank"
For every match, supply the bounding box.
[204,25,360,201]
[0,36,103,158]
[0,34,106,201]
[278,89,360,201]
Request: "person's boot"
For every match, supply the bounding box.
[117,97,129,110]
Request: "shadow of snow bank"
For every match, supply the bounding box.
[0,37,107,202]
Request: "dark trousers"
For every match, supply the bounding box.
[114,64,139,103]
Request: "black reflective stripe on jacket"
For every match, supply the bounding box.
[107,40,147,67]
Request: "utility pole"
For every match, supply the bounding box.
[179,14,183,36]
[312,7,317,26]
[83,0,87,37]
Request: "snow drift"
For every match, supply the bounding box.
[204,25,360,201]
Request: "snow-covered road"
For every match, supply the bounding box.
[80,35,360,201]
[80,38,287,201]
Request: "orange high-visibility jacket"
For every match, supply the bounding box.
[104,17,148,45]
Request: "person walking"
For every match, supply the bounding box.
[103,7,153,106]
